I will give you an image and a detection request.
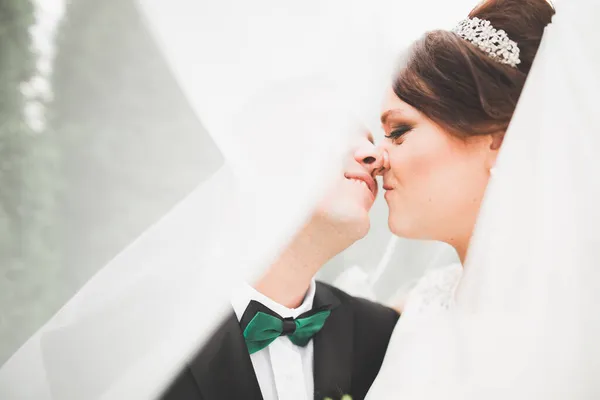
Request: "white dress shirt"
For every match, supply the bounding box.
[231,280,317,400]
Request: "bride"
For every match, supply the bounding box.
[367,0,600,398]
[375,0,554,317]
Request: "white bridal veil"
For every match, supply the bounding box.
[459,0,600,396]
[2,0,599,398]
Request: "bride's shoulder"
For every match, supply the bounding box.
[404,263,462,315]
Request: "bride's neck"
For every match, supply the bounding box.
[456,245,467,266]
[448,234,471,266]
[253,217,351,308]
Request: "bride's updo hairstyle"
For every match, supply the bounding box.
[394,0,555,138]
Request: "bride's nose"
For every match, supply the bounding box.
[354,144,385,176]
[375,150,390,176]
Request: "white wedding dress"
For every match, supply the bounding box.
[400,264,462,318]
[366,264,462,399]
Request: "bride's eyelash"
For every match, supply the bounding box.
[384,124,413,142]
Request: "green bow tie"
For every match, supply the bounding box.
[240,300,332,355]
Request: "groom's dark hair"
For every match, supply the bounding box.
[393,0,555,138]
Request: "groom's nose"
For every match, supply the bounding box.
[354,144,384,176]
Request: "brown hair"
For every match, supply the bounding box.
[393,0,555,137]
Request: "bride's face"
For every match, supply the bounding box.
[378,89,496,246]
[315,130,381,238]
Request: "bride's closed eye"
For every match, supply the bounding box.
[384,124,413,144]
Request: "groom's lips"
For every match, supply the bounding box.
[345,172,378,199]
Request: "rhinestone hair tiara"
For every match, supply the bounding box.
[452,17,521,68]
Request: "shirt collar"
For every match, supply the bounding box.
[231,279,316,321]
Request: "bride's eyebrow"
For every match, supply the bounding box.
[380,109,404,126]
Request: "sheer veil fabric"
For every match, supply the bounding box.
[367,0,600,398]
[0,81,351,399]
[1,1,386,398]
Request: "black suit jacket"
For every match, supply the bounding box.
[161,281,399,400]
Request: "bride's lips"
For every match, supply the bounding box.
[383,183,393,200]
[344,172,378,199]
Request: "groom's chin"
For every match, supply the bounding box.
[331,212,371,241]
[312,206,369,238]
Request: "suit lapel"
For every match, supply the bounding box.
[189,313,263,400]
[312,283,354,400]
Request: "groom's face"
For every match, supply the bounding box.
[314,129,382,238]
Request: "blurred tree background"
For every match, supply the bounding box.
[0,0,222,363]
[0,0,62,365]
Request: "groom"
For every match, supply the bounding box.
[161,130,398,400]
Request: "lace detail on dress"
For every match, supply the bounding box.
[404,263,463,316]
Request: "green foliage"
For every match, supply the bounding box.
[0,0,62,363]
[0,0,36,256]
